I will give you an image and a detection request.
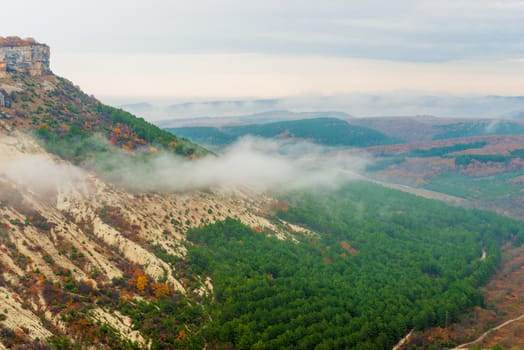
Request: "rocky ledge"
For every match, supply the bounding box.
[0,36,51,76]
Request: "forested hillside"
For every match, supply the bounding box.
[186,182,524,349]
[433,120,524,140]
[167,117,399,148]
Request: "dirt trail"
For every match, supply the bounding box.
[452,313,524,349]
[373,180,466,205]
[393,329,414,350]
[345,171,467,205]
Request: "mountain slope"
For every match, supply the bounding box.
[2,112,524,349]
[1,74,209,163]
[0,127,297,348]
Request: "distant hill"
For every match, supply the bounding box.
[166,117,400,148]
[165,98,280,117]
[347,116,446,142]
[432,120,524,140]
[156,110,353,128]
[121,93,524,121]
[502,109,524,119]
[349,116,524,142]
[119,99,285,121]
[117,102,154,114]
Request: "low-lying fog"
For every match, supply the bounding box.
[0,136,369,194]
[117,93,524,121]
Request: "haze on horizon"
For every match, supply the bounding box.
[2,0,524,104]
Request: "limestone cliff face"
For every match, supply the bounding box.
[0,37,51,76]
[0,56,6,75]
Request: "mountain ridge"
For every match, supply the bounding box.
[0,36,51,77]
[166,117,399,149]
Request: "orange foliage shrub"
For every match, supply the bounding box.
[136,275,148,291]
[177,330,187,342]
[14,328,25,341]
[112,127,121,136]
[130,268,148,291]
[152,282,170,298]
[272,200,289,212]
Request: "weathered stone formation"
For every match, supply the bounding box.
[0,89,12,108]
[0,55,6,77]
[0,37,51,76]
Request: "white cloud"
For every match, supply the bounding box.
[96,137,369,192]
[0,155,87,194]
[1,0,523,61]
[0,137,368,195]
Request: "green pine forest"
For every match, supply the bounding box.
[185,182,524,349]
[167,117,399,148]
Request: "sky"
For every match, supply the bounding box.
[1,0,524,102]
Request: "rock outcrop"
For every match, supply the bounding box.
[0,89,11,108]
[0,37,51,76]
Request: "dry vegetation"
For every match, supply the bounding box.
[0,127,311,347]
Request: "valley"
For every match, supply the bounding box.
[171,116,524,220]
[160,112,524,349]
[1,36,524,349]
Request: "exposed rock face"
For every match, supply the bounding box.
[0,37,51,76]
[0,56,6,76]
[0,89,11,108]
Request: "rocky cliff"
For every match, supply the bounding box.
[0,37,51,76]
[0,42,300,347]
[0,123,300,348]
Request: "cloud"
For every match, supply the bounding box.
[0,154,87,194]
[96,137,369,193]
[0,136,368,197]
[2,1,523,62]
[125,93,524,121]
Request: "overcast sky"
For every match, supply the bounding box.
[2,0,524,101]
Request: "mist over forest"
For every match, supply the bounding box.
[117,93,524,122]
